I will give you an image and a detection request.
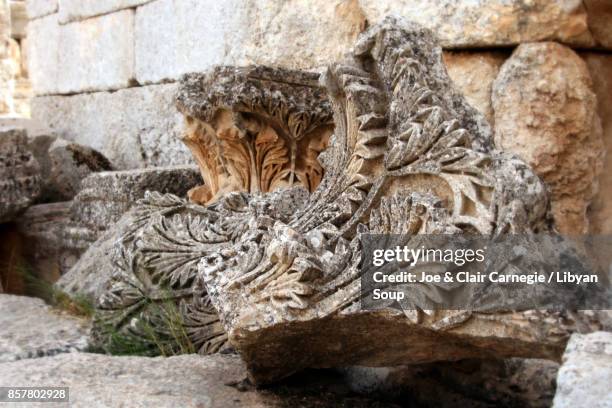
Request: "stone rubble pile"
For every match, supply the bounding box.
[0,0,609,406]
[0,120,202,291]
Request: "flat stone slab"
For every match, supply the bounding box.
[71,165,201,231]
[0,295,90,363]
[31,83,191,169]
[553,331,612,408]
[0,352,393,407]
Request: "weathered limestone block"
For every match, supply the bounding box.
[26,13,59,95]
[0,353,391,407]
[360,0,597,48]
[56,10,134,94]
[10,1,27,39]
[135,0,244,84]
[135,0,366,84]
[235,0,367,71]
[0,294,90,362]
[443,51,507,125]
[552,331,612,408]
[90,67,334,357]
[56,166,203,301]
[28,135,113,202]
[47,138,114,200]
[93,18,596,385]
[71,165,201,232]
[583,53,612,234]
[26,0,57,20]
[0,128,40,222]
[31,83,191,169]
[58,0,153,24]
[492,42,604,234]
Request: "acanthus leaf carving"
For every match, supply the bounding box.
[92,18,599,384]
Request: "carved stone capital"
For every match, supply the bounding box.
[176,66,334,204]
[92,17,596,384]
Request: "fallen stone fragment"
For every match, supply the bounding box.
[0,352,395,408]
[193,18,585,384]
[0,128,41,223]
[94,18,600,385]
[15,201,83,283]
[553,331,612,408]
[0,294,90,363]
[56,166,203,300]
[492,42,604,234]
[47,137,114,200]
[28,134,113,202]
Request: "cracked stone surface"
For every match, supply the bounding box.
[493,42,604,234]
[0,352,397,408]
[0,294,90,363]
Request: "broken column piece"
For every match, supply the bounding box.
[93,18,595,384]
[190,18,580,384]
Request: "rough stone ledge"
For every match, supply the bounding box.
[0,352,394,407]
[552,331,612,408]
[0,294,90,363]
[231,311,568,385]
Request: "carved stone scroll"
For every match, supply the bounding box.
[93,18,596,384]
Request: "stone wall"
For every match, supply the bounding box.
[1,0,30,117]
[26,0,611,234]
